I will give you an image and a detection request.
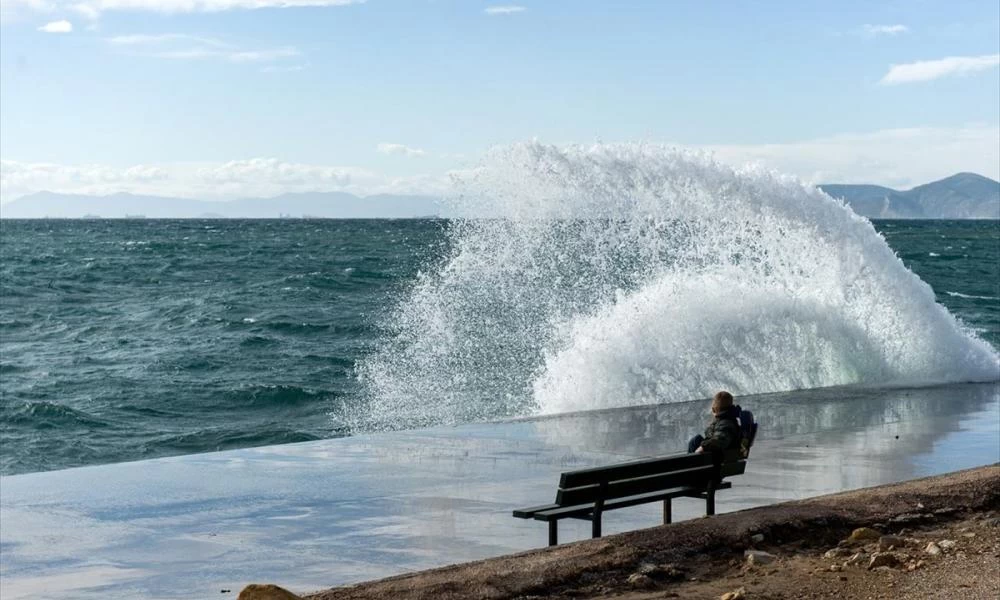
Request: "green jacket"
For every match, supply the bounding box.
[700,411,741,452]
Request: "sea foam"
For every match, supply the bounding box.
[353,142,999,430]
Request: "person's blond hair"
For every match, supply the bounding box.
[711,391,734,414]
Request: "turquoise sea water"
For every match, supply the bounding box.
[0,218,997,475]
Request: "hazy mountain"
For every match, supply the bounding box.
[2,173,997,219]
[820,173,999,219]
[0,191,442,219]
[0,192,210,219]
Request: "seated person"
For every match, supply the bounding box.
[688,391,742,454]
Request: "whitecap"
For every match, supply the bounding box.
[946,291,999,301]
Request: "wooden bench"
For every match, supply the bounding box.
[513,449,746,546]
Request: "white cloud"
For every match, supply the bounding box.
[1,0,52,23]
[880,54,1000,84]
[484,5,525,16]
[376,143,426,157]
[196,158,359,187]
[151,46,299,62]
[106,32,299,63]
[70,2,100,19]
[38,19,72,32]
[4,127,997,203]
[6,0,364,19]
[862,24,908,36]
[106,33,230,47]
[700,125,1000,189]
[8,0,56,12]
[0,158,453,202]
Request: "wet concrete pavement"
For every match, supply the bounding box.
[1,382,997,599]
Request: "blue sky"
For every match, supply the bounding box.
[1,0,998,201]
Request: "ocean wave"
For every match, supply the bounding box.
[225,384,332,408]
[239,334,279,347]
[229,318,352,334]
[4,401,113,429]
[148,427,322,453]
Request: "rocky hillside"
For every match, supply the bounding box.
[820,173,999,219]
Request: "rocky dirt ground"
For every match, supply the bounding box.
[586,510,1000,599]
[239,465,1000,600]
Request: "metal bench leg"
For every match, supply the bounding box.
[706,488,716,516]
[663,498,672,524]
[548,520,558,546]
[592,485,606,539]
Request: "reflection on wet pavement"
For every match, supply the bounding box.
[1,383,997,599]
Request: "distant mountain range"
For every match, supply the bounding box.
[819,173,999,219]
[0,191,442,219]
[2,172,997,219]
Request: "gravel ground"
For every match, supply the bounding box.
[595,511,1000,599]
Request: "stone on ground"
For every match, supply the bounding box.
[238,584,303,600]
[626,573,654,589]
[868,552,901,570]
[878,535,905,551]
[846,527,881,543]
[720,586,747,600]
[744,550,777,566]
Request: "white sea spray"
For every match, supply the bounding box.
[354,142,1000,430]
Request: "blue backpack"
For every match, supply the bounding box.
[735,405,758,458]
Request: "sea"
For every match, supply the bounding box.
[2,146,998,476]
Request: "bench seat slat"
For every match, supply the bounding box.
[512,503,560,519]
[529,504,593,521]
[603,481,732,512]
[528,482,734,522]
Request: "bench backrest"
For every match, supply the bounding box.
[555,450,745,506]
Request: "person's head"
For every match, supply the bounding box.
[711,391,734,416]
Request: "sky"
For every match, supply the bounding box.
[1,0,998,202]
